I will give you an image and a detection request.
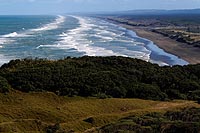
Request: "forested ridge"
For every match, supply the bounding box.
[0,56,200,101]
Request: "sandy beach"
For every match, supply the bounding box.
[119,24,200,64]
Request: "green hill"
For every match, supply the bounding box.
[0,56,200,101]
[0,56,200,132]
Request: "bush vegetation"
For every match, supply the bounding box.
[0,76,10,93]
[100,107,200,133]
[0,56,199,101]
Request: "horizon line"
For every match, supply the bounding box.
[0,8,199,15]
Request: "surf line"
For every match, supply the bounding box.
[38,15,121,57]
[0,15,66,45]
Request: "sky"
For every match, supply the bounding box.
[0,0,200,15]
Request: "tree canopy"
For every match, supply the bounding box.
[0,56,199,101]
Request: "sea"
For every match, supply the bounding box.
[0,15,188,66]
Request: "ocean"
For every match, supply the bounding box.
[0,15,188,66]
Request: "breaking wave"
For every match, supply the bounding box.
[0,15,65,45]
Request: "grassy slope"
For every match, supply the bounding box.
[0,91,199,133]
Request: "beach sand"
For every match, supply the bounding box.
[119,24,200,64]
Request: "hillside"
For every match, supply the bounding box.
[0,56,200,132]
[0,56,200,101]
[0,91,199,132]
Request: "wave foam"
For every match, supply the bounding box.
[2,32,18,38]
[0,15,65,45]
[39,16,151,61]
[0,31,31,44]
[31,15,65,32]
[43,16,119,56]
[2,32,30,38]
[0,54,11,66]
[0,38,14,45]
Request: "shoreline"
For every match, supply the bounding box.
[119,24,200,64]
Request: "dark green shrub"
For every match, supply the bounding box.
[166,89,187,100]
[96,93,109,99]
[59,88,78,97]
[0,76,11,93]
[46,123,61,133]
[197,97,200,104]
[83,117,95,124]
[100,107,200,133]
[0,57,200,101]
[126,83,167,100]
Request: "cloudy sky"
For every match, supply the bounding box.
[0,0,200,15]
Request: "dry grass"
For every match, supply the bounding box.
[0,91,199,132]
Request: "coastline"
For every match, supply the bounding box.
[118,24,200,64]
